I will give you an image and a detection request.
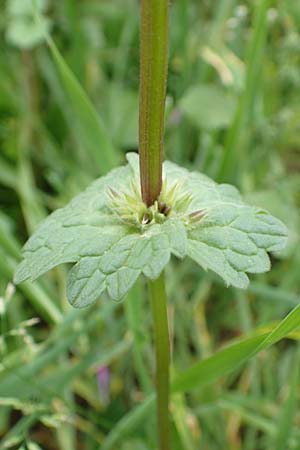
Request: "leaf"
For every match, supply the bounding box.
[101,395,155,450]
[7,0,48,16]
[101,304,300,449]
[172,303,300,393]
[6,16,51,49]
[14,153,287,307]
[48,39,118,174]
[102,83,139,149]
[179,84,237,129]
[186,206,285,289]
[5,0,51,50]
[273,347,300,450]
[163,159,287,289]
[14,164,132,285]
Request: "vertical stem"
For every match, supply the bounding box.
[139,1,171,448]
[149,272,171,450]
[139,0,170,206]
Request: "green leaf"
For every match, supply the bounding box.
[6,16,51,49]
[102,83,139,149]
[5,0,51,50]
[101,304,300,449]
[179,84,237,129]
[187,206,285,289]
[14,164,132,285]
[48,39,118,174]
[273,347,300,450]
[172,303,300,393]
[14,153,287,307]
[101,395,155,450]
[7,0,48,16]
[164,159,287,289]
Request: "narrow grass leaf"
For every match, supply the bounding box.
[218,0,271,182]
[0,415,39,449]
[274,346,300,450]
[48,39,118,174]
[101,395,155,450]
[172,303,300,393]
[0,252,62,325]
[101,305,300,448]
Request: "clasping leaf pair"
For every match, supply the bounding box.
[14,153,288,308]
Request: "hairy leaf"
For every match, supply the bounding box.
[14,153,287,307]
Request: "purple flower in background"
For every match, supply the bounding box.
[96,366,110,406]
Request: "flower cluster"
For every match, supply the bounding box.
[106,178,195,229]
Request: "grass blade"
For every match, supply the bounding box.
[218,0,271,182]
[273,346,300,450]
[0,252,62,325]
[101,395,155,450]
[101,304,300,448]
[47,39,119,174]
[173,303,300,393]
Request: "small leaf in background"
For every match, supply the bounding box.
[102,83,139,150]
[5,0,51,49]
[179,84,237,129]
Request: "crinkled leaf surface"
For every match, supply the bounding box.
[15,153,287,307]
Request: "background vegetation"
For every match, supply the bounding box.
[1,0,300,449]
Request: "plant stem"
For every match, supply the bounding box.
[149,272,171,450]
[139,0,170,206]
[139,1,171,448]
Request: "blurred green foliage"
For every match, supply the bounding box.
[0,0,300,449]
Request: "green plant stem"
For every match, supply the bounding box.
[149,272,171,450]
[139,0,170,206]
[139,1,171,448]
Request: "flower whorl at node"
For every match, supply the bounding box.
[106,178,202,229]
